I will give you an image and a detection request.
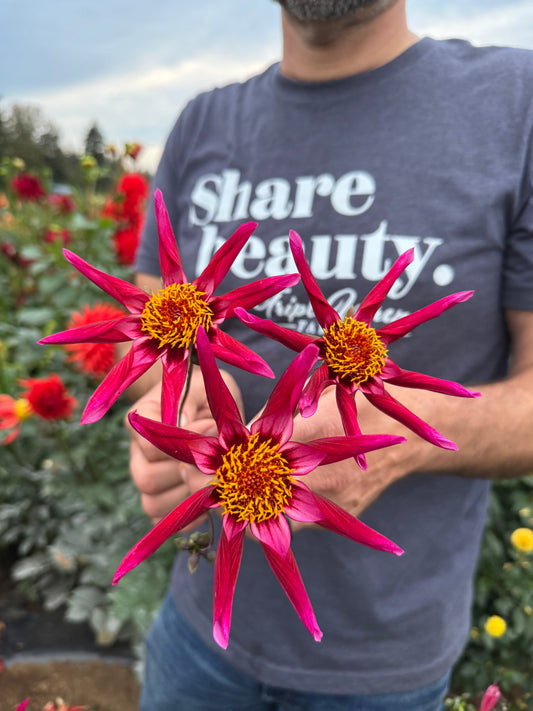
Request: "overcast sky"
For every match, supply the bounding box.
[2,0,533,172]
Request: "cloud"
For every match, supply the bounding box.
[7,49,278,172]
[412,1,533,47]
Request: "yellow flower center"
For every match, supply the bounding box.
[14,398,33,421]
[322,317,387,385]
[214,433,295,523]
[140,283,213,349]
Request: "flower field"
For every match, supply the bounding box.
[0,148,532,710]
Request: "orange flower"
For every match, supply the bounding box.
[64,303,126,377]
[0,395,33,443]
[18,375,77,420]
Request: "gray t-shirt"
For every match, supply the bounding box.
[136,38,533,694]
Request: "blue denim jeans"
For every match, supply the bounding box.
[140,591,451,711]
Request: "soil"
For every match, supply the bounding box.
[1,659,140,711]
[0,548,141,711]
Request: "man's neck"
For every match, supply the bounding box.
[279,1,419,82]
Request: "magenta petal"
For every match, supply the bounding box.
[363,383,458,450]
[289,230,338,329]
[355,249,414,326]
[160,351,189,425]
[222,515,248,541]
[128,411,220,467]
[195,327,249,448]
[300,433,405,464]
[213,524,245,649]
[480,684,502,711]
[291,483,403,556]
[81,340,158,423]
[252,345,320,446]
[213,273,301,318]
[281,441,328,475]
[261,542,322,642]
[381,361,480,398]
[250,515,292,558]
[335,385,367,469]
[234,308,315,353]
[154,189,188,286]
[299,363,334,418]
[16,700,31,711]
[113,487,217,583]
[195,222,257,296]
[63,249,148,312]
[39,315,139,345]
[377,291,474,344]
[210,328,274,378]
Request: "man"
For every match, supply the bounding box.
[126,1,533,709]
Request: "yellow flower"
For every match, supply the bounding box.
[485,615,507,638]
[511,527,533,553]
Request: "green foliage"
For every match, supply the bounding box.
[452,478,533,710]
[0,158,171,654]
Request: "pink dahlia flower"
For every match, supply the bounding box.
[40,190,299,425]
[236,231,480,460]
[114,327,404,648]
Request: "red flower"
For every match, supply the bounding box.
[115,328,404,648]
[44,226,72,245]
[116,172,148,203]
[11,172,46,201]
[40,190,299,425]
[64,303,126,378]
[237,232,480,462]
[0,395,33,443]
[1,242,33,268]
[49,193,76,214]
[19,374,77,420]
[113,226,141,265]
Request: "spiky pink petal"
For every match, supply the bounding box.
[154,189,188,286]
[81,340,158,424]
[299,363,334,418]
[113,487,217,583]
[250,515,292,558]
[261,542,322,642]
[194,222,257,296]
[289,230,338,329]
[281,441,329,476]
[128,411,220,468]
[381,360,481,398]
[63,249,148,312]
[288,482,404,556]
[252,345,319,446]
[296,433,406,465]
[209,329,274,378]
[355,249,414,326]
[195,328,249,448]
[160,351,189,425]
[38,315,140,345]
[234,308,315,352]
[214,273,301,317]
[362,382,457,450]
[213,525,245,649]
[377,291,474,345]
[335,385,367,469]
[222,514,248,541]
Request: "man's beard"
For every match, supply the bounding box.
[275,0,383,21]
